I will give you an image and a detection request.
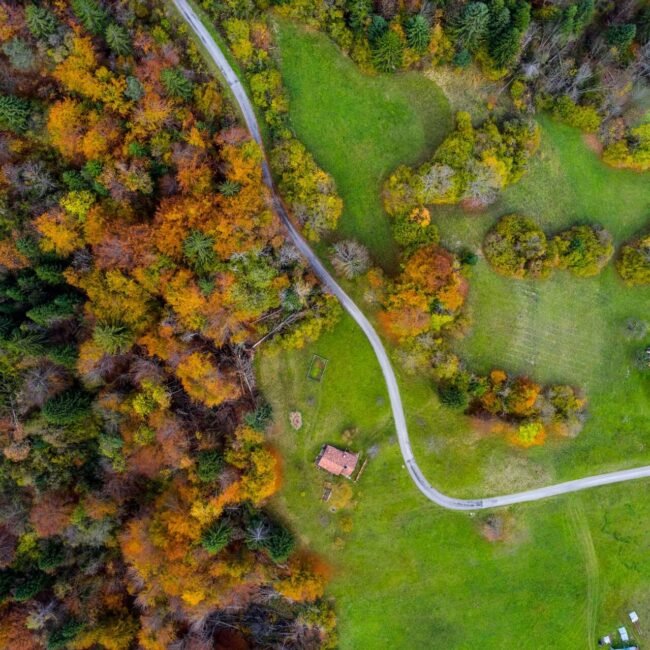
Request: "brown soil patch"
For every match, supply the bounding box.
[582,133,603,155]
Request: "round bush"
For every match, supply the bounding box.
[483,214,556,279]
[553,224,613,277]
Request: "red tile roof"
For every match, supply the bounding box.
[317,445,359,478]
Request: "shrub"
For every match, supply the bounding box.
[515,421,545,447]
[550,96,601,133]
[553,224,613,277]
[616,234,650,286]
[603,122,650,172]
[383,113,540,215]
[438,383,468,409]
[330,240,370,279]
[483,214,557,279]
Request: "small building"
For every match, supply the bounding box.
[629,611,639,624]
[619,627,629,643]
[316,445,359,478]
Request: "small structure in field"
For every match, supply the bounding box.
[307,354,328,382]
[316,445,359,478]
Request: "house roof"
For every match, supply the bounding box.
[317,445,359,478]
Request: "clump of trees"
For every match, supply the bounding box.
[483,214,557,279]
[484,216,614,279]
[616,233,650,286]
[379,244,468,341]
[271,139,343,240]
[554,224,613,277]
[383,112,540,216]
[0,2,339,648]
[214,10,344,242]
[603,122,650,172]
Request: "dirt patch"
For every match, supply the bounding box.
[582,133,603,155]
[479,514,511,542]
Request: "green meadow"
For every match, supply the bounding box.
[257,19,650,649]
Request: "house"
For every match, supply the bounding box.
[316,445,359,478]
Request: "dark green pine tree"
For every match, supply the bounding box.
[201,520,232,554]
[372,30,404,72]
[406,15,431,53]
[161,68,195,101]
[367,15,388,43]
[71,0,109,35]
[264,524,296,563]
[25,4,60,40]
[105,22,132,56]
[0,94,32,133]
[452,2,490,53]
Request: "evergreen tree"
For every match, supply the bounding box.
[372,30,404,72]
[42,389,92,426]
[218,180,241,196]
[183,230,217,273]
[161,68,194,101]
[264,524,295,563]
[347,0,372,33]
[93,321,135,354]
[47,619,85,650]
[71,0,109,35]
[452,2,490,53]
[124,76,144,101]
[26,294,80,327]
[367,15,388,42]
[573,0,595,36]
[25,4,59,40]
[196,449,224,483]
[406,15,431,53]
[3,38,36,72]
[105,22,131,56]
[201,520,232,554]
[0,94,32,133]
[606,24,637,51]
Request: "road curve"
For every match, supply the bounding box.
[173,0,650,511]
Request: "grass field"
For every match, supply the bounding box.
[274,19,452,272]
[258,316,650,649]
[260,21,650,650]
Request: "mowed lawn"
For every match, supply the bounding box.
[274,19,452,272]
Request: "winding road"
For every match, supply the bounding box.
[173,0,650,511]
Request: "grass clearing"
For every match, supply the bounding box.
[274,19,452,271]
[258,316,650,648]
[263,18,650,650]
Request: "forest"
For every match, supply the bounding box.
[0,1,340,648]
